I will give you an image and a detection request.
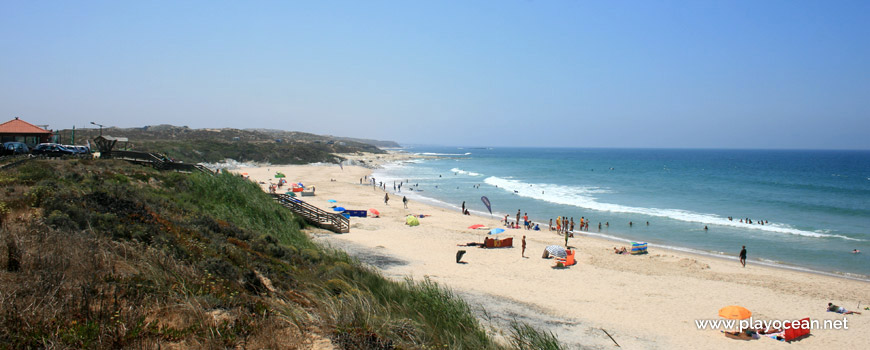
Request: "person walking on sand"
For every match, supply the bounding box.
[403,196,408,209]
[522,235,527,258]
[384,193,389,205]
[461,201,466,213]
[739,246,747,267]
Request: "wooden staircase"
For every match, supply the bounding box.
[272,193,350,233]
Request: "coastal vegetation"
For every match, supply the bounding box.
[0,158,562,349]
[55,125,395,164]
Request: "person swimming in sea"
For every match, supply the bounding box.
[853,249,861,254]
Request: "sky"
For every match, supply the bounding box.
[1,1,868,149]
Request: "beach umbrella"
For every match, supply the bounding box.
[468,224,485,229]
[719,306,752,320]
[274,172,285,178]
[368,208,380,217]
[489,228,505,235]
[297,182,304,187]
[333,207,346,212]
[545,245,567,258]
[406,215,420,226]
[327,199,337,203]
[242,172,248,176]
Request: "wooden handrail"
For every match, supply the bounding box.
[271,193,349,233]
[105,150,213,174]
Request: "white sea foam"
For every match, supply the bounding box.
[450,168,483,177]
[201,158,267,171]
[483,176,863,241]
[416,152,472,156]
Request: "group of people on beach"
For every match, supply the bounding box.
[498,209,541,230]
[548,216,592,234]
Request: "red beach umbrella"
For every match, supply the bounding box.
[468,224,485,229]
[368,208,380,217]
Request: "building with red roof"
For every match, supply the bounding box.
[0,117,53,146]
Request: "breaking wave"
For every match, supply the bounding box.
[483,176,862,241]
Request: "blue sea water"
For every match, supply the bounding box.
[372,147,870,278]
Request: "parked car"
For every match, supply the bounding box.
[31,143,77,157]
[1,142,30,156]
[63,145,91,155]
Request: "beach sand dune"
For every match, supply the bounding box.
[238,158,869,349]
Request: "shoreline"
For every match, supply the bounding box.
[369,155,870,282]
[237,155,869,349]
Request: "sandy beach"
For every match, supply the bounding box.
[237,154,870,349]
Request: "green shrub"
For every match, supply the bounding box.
[203,257,241,281]
[25,183,55,207]
[325,279,354,296]
[509,320,564,350]
[16,162,54,183]
[301,248,320,262]
[110,173,130,183]
[45,210,76,230]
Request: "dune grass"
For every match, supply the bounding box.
[0,159,565,349]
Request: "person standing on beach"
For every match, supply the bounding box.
[564,231,569,248]
[523,213,529,229]
[739,246,747,267]
[522,235,527,258]
[403,196,408,209]
[462,201,465,213]
[516,210,521,228]
[384,193,389,205]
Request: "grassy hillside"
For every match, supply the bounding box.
[55,125,390,164]
[0,159,561,349]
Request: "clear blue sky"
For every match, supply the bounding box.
[1,1,868,149]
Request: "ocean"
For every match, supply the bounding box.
[371,147,870,278]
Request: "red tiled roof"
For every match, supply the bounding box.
[0,118,52,134]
